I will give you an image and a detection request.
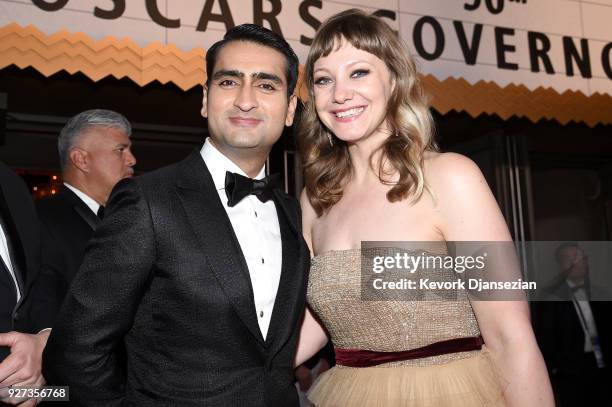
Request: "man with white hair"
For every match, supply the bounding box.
[34,109,136,322]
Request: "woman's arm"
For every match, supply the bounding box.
[294,190,329,367]
[432,153,554,407]
[294,307,329,367]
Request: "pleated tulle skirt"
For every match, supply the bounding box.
[307,347,507,407]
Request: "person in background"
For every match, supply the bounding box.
[0,161,53,406]
[535,242,611,406]
[34,109,136,323]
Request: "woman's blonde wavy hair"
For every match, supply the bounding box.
[299,9,437,217]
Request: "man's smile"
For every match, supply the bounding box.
[228,116,263,127]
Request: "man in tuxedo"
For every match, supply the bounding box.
[35,109,136,323]
[43,24,309,406]
[535,242,611,406]
[0,161,53,406]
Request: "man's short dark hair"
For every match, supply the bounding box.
[205,24,299,98]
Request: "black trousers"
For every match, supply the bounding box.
[552,354,610,407]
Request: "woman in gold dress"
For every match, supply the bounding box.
[295,9,554,407]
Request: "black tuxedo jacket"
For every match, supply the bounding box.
[534,279,611,374]
[0,161,52,360]
[35,185,100,324]
[43,151,310,407]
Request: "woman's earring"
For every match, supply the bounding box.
[327,133,334,147]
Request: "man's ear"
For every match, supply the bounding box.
[285,94,298,127]
[201,85,208,118]
[69,148,89,173]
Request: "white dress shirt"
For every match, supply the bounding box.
[201,138,282,339]
[0,223,20,301]
[64,182,100,215]
[567,280,599,353]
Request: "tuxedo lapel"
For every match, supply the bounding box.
[175,152,265,346]
[265,190,306,354]
[59,187,99,231]
[0,181,27,296]
[271,189,301,238]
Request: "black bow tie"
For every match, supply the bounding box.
[225,171,281,207]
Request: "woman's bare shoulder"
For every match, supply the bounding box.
[424,151,479,173]
[423,151,485,194]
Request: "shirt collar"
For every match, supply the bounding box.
[64,182,100,215]
[566,279,586,289]
[200,138,266,191]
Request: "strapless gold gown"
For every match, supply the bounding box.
[307,249,507,407]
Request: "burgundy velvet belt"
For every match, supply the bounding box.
[334,336,484,368]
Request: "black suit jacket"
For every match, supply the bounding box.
[34,185,100,324]
[43,151,310,407]
[534,278,611,375]
[0,161,52,360]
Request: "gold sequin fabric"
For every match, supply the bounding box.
[306,248,507,406]
[307,248,482,366]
